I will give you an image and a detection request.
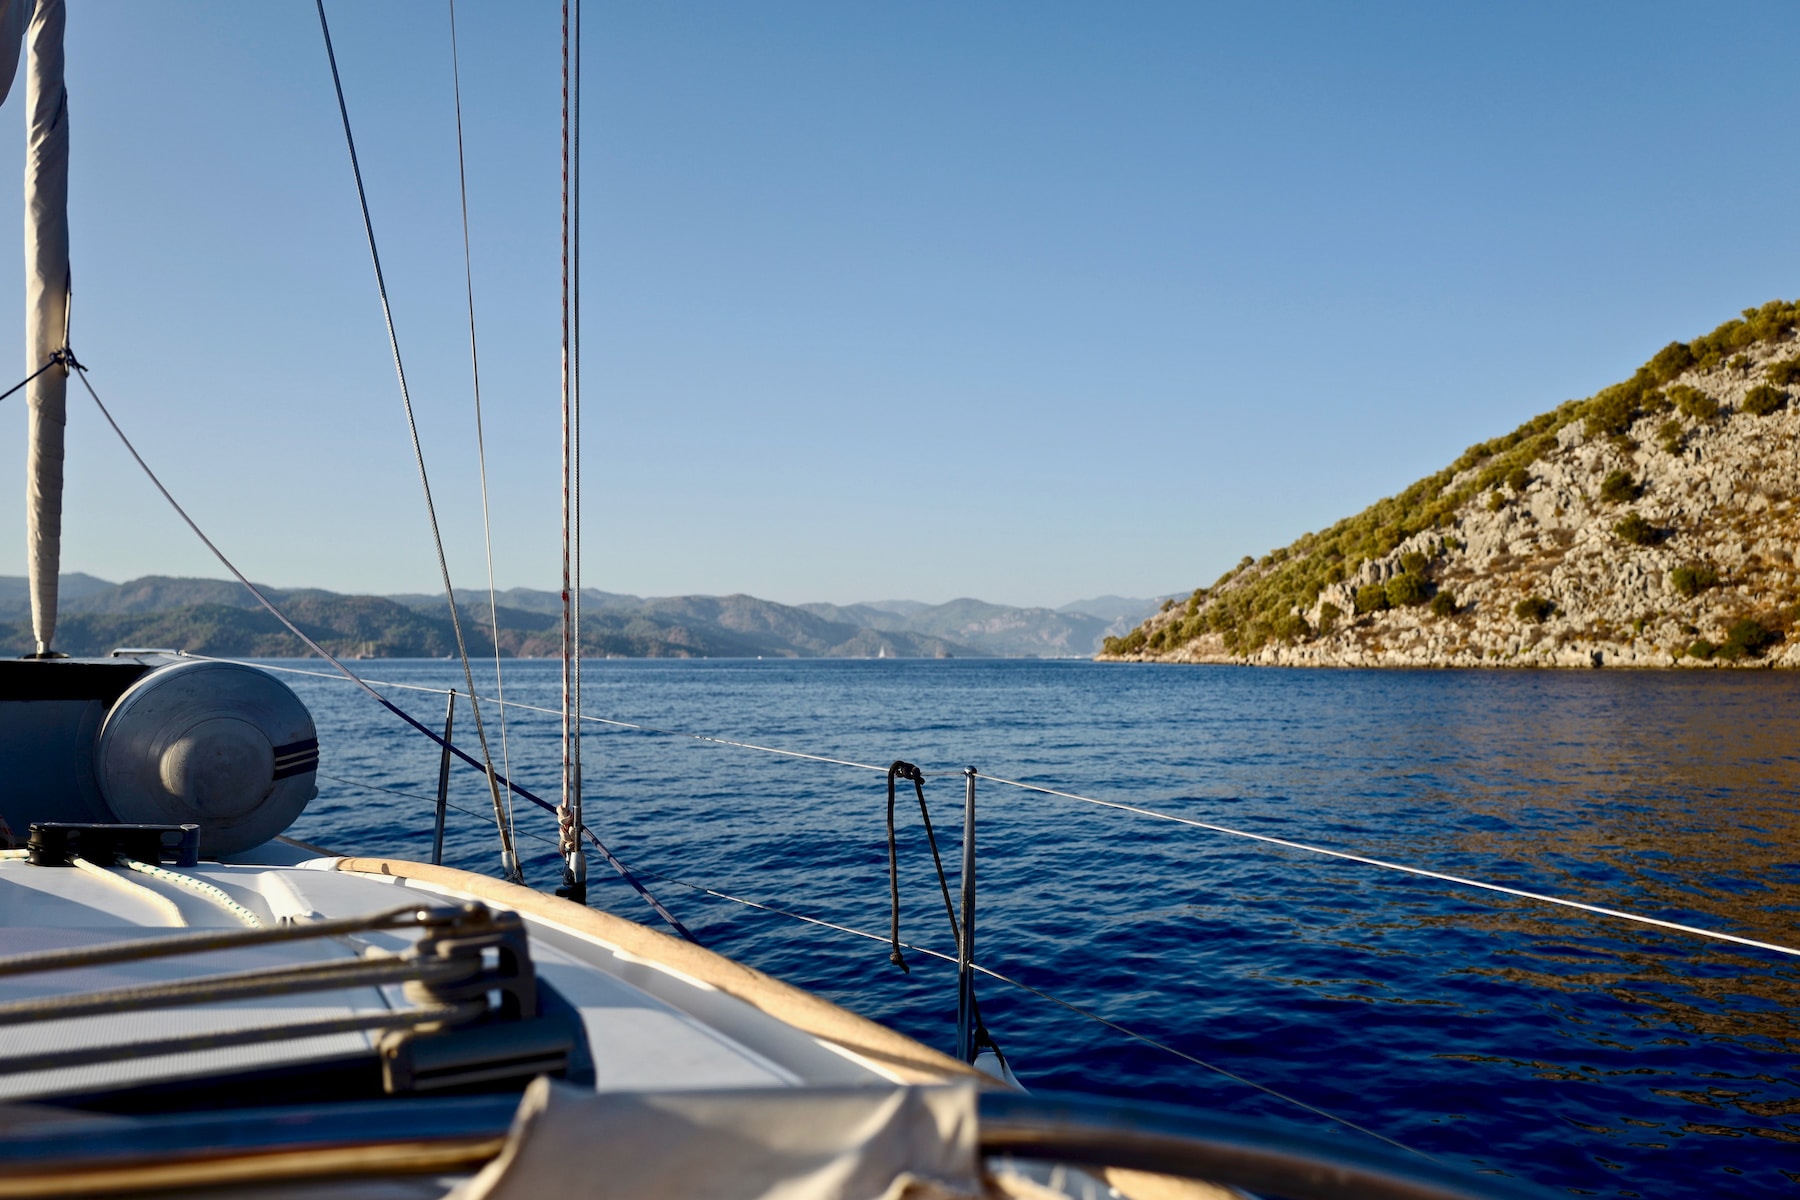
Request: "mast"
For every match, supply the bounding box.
[23,0,68,658]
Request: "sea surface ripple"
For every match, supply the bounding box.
[282,658,1800,1198]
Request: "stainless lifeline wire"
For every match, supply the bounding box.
[624,870,1432,1161]
[222,653,1800,962]
[446,0,518,849]
[314,0,519,882]
[308,763,1420,1160]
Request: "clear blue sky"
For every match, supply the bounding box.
[0,1,1794,607]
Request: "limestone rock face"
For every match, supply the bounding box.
[1107,335,1800,669]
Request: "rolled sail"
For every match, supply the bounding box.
[23,0,66,657]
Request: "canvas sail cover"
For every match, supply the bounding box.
[19,0,66,655]
[453,1080,984,1200]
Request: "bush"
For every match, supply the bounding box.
[1318,602,1342,633]
[1355,583,1390,614]
[1505,466,1531,492]
[1743,384,1787,416]
[1668,565,1719,598]
[1657,419,1684,454]
[1730,354,1753,372]
[1599,469,1639,504]
[1515,595,1554,624]
[1272,613,1310,643]
[1688,639,1717,660]
[1486,491,1506,512]
[1430,591,1458,617]
[1399,551,1428,576]
[1720,619,1776,660]
[1104,628,1147,655]
[1767,357,1800,386]
[1613,512,1658,545]
[1667,384,1718,420]
[1387,573,1429,607]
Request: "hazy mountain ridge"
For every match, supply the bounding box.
[1104,300,1800,668]
[0,576,1157,659]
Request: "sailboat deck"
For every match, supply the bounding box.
[0,853,902,1109]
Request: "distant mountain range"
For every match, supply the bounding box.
[0,575,1162,659]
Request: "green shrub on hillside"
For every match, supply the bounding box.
[1318,602,1342,634]
[1766,358,1800,386]
[1669,565,1719,597]
[1719,618,1777,660]
[1613,512,1658,545]
[1386,574,1429,607]
[1486,491,1506,512]
[1599,469,1639,504]
[1505,465,1531,492]
[1429,591,1458,617]
[1515,596,1554,623]
[1355,583,1390,614]
[1399,551,1428,576]
[1272,613,1310,643]
[1688,639,1717,660]
[1657,419,1684,454]
[1742,384,1787,416]
[1667,384,1718,420]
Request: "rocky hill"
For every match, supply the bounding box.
[1103,299,1800,669]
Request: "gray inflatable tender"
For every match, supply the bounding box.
[95,660,319,856]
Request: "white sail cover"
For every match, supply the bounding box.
[22,0,65,656]
[454,1081,984,1200]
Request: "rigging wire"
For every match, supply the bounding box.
[0,356,60,408]
[556,0,586,898]
[70,366,693,942]
[445,0,518,850]
[571,0,584,883]
[185,652,1800,960]
[313,0,520,883]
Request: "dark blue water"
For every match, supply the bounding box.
[282,659,1800,1197]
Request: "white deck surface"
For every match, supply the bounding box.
[0,855,890,1104]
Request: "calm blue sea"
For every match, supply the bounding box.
[282,658,1800,1197]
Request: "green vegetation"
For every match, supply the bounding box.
[1684,620,1776,663]
[1104,299,1800,658]
[1505,465,1531,492]
[1429,591,1458,617]
[1272,613,1310,643]
[1317,602,1342,633]
[1399,551,1428,575]
[1742,384,1787,416]
[1657,419,1684,454]
[1667,384,1718,421]
[1386,574,1429,607]
[1613,512,1658,545]
[1718,619,1776,660]
[1355,583,1390,614]
[1767,358,1800,386]
[1515,596,1553,624]
[1598,469,1639,504]
[1669,565,1719,598]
